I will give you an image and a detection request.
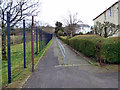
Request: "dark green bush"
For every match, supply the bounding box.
[69,35,102,58]
[101,37,120,63]
[57,30,63,36]
[79,32,83,35]
[60,35,120,64]
[59,36,70,44]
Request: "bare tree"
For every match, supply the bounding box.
[94,21,119,38]
[63,11,83,37]
[94,21,104,36]
[0,0,41,60]
[102,21,118,38]
[55,21,63,35]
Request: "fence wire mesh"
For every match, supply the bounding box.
[2,19,53,87]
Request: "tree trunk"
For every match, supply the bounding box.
[2,13,7,60]
[100,33,101,36]
[94,28,98,34]
[70,31,73,37]
[104,27,108,38]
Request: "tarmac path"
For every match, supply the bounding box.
[23,37,118,88]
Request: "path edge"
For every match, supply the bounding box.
[20,38,53,88]
[58,38,99,66]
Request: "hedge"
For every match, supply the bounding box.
[101,37,120,63]
[59,35,120,64]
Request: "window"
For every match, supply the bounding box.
[104,12,106,20]
[110,9,112,16]
[110,26,113,32]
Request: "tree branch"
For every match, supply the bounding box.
[11,16,25,27]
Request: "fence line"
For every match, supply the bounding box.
[7,12,11,83]
[23,20,26,68]
[3,12,53,85]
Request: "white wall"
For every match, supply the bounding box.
[94,3,119,25]
[118,1,120,28]
[75,27,91,34]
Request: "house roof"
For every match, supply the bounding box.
[93,0,119,21]
[76,24,90,28]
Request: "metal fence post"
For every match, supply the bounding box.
[13,30,14,45]
[36,27,38,54]
[23,20,26,68]
[41,29,43,50]
[7,12,11,83]
[31,16,34,72]
[45,32,47,46]
[39,29,40,52]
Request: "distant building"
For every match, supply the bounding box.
[75,24,91,34]
[93,0,120,37]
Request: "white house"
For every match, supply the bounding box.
[75,24,91,34]
[93,0,120,37]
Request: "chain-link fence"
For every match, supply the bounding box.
[2,12,53,87]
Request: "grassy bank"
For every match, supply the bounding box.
[59,35,120,64]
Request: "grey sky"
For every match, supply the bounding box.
[36,0,118,27]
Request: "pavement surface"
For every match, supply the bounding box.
[23,37,118,88]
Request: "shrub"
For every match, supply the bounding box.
[57,30,63,36]
[59,36,69,44]
[60,35,120,64]
[69,35,102,58]
[79,32,83,35]
[101,37,120,63]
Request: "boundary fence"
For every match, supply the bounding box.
[2,12,53,86]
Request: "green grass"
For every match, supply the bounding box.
[2,38,53,88]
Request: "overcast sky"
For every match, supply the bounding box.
[36,0,118,27]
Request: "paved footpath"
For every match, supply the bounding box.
[23,37,118,88]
